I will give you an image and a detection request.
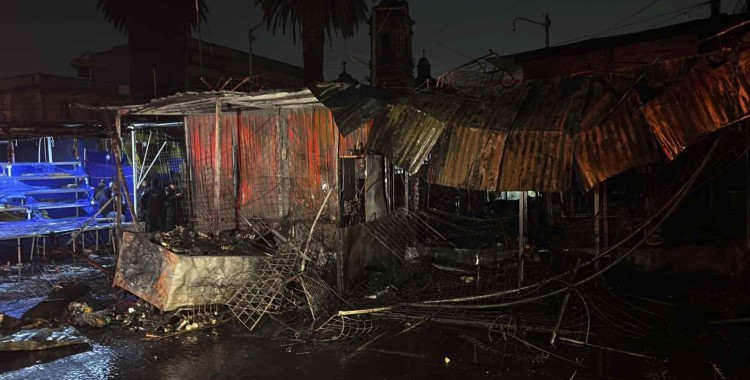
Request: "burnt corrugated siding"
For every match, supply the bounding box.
[186,106,369,233]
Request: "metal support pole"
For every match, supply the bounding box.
[248,21,263,83]
[47,137,53,163]
[131,129,138,220]
[184,116,194,230]
[213,98,222,233]
[195,0,203,78]
[404,172,409,211]
[16,237,22,267]
[518,192,528,286]
[139,142,167,188]
[112,112,141,233]
[594,184,601,272]
[512,14,552,48]
[551,258,581,346]
[371,10,377,86]
[138,131,152,185]
[603,182,609,251]
[249,29,254,79]
[746,144,750,254]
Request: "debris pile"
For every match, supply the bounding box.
[152,226,272,256]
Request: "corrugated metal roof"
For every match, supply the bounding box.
[308,82,391,136]
[382,52,750,192]
[497,78,589,191]
[642,59,747,160]
[427,87,525,190]
[126,89,320,116]
[575,88,662,191]
[367,92,464,173]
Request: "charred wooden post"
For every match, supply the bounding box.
[594,184,601,272]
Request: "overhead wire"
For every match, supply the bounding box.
[649,4,705,29]
[553,0,711,47]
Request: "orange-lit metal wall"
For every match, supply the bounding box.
[185,106,369,233]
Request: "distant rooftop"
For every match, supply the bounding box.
[491,12,750,64]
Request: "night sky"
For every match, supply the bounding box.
[0,0,742,84]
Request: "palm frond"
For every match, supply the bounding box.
[255,0,370,43]
[96,0,209,36]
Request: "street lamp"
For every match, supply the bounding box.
[512,13,551,48]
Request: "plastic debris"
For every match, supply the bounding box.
[0,325,90,351]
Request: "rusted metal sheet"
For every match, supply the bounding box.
[236,109,284,220]
[427,84,530,191]
[236,106,364,223]
[186,114,217,232]
[428,126,506,190]
[283,106,339,220]
[367,92,464,174]
[642,59,746,160]
[220,112,238,230]
[575,88,662,191]
[186,105,369,231]
[734,49,750,114]
[308,82,391,136]
[497,78,589,191]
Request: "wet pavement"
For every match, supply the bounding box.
[3,261,750,379]
[0,324,525,380]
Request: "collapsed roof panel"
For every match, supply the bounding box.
[307,82,391,136]
[124,90,320,116]
[367,92,463,173]
[428,125,507,191]
[575,86,662,191]
[642,59,748,160]
[497,78,588,191]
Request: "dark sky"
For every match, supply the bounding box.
[0,1,742,84]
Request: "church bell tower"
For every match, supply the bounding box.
[370,0,415,90]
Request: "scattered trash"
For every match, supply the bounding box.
[67,302,111,328]
[0,313,23,331]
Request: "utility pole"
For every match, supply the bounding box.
[710,0,721,18]
[371,10,377,86]
[195,0,203,77]
[512,13,552,48]
[248,21,264,81]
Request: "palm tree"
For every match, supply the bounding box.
[96,0,208,102]
[255,0,370,85]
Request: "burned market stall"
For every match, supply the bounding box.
[298,43,750,377]
[109,89,373,326]
[89,39,750,378]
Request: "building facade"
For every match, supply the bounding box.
[72,38,304,94]
[0,73,130,125]
[370,0,415,90]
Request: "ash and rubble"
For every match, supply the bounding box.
[150,226,278,256]
[2,216,750,379]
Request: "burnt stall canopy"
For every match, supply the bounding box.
[121,89,370,236]
[348,48,750,193]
